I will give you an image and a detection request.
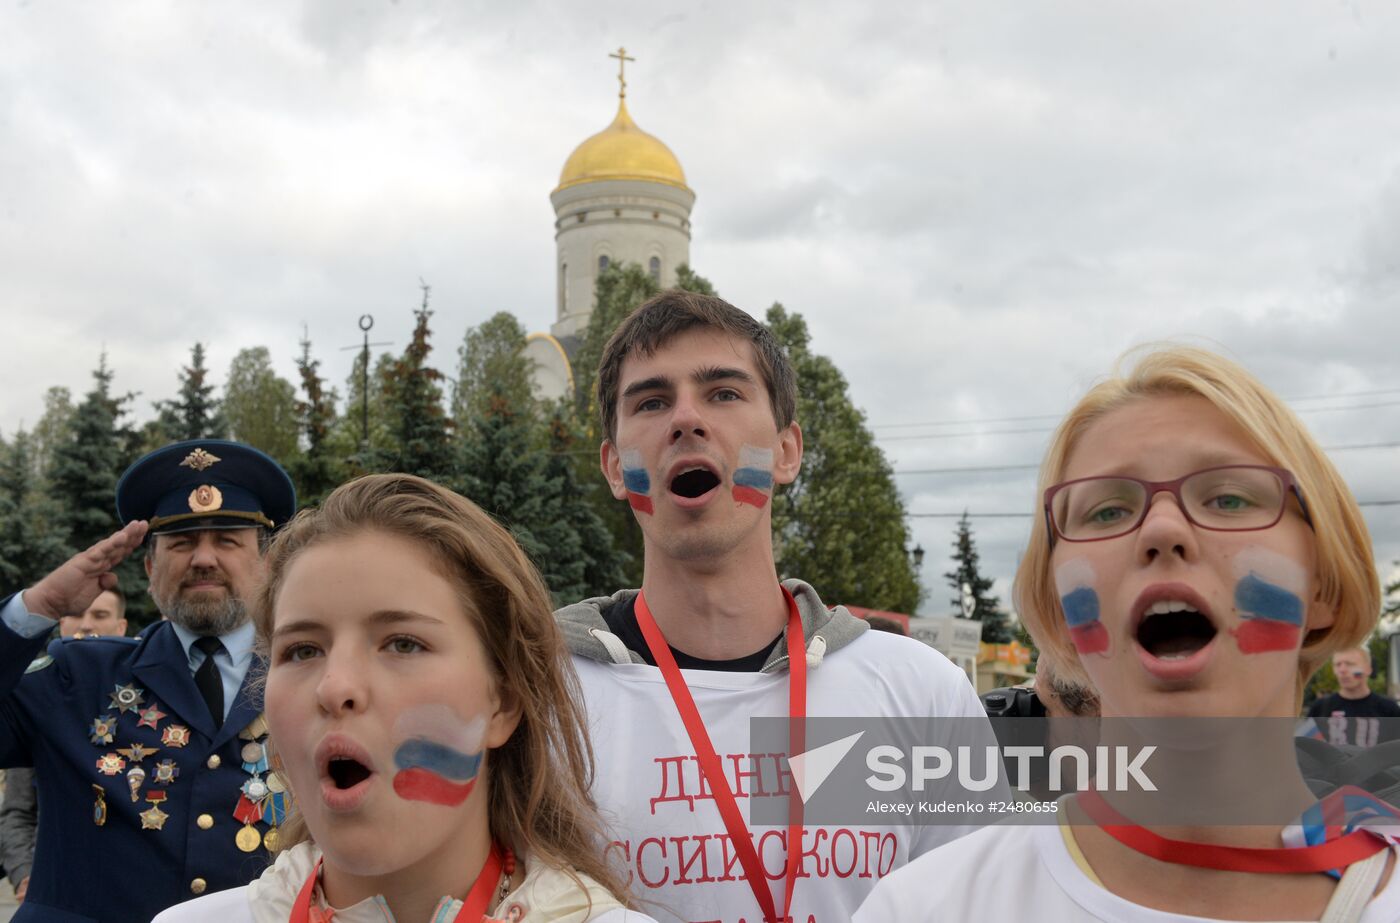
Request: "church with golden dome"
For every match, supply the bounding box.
[523,48,695,402]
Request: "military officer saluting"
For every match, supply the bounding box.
[0,440,295,923]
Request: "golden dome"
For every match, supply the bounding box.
[556,98,689,192]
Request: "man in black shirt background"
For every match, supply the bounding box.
[1307,646,1400,747]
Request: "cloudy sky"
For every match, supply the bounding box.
[4,1,1399,615]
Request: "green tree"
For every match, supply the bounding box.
[571,263,659,427]
[288,329,342,506]
[454,312,537,425]
[223,347,300,463]
[0,430,70,587]
[50,356,134,551]
[30,387,74,481]
[333,350,398,471]
[154,342,226,442]
[542,405,629,599]
[766,304,921,613]
[452,313,625,604]
[674,263,717,296]
[48,356,150,626]
[945,511,1012,642]
[381,285,452,478]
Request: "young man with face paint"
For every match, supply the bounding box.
[555,292,988,923]
[857,347,1400,922]
[1308,648,1400,749]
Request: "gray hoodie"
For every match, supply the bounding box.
[554,577,870,672]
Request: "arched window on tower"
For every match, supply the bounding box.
[560,262,568,313]
[598,255,610,273]
[649,256,661,283]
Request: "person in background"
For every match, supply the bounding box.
[0,588,131,901]
[0,439,296,923]
[1308,647,1400,748]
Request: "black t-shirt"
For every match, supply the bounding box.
[1307,691,1400,747]
[602,595,781,672]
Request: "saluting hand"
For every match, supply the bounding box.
[23,521,149,620]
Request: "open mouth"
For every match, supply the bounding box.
[327,757,372,790]
[1136,602,1217,661]
[669,467,720,499]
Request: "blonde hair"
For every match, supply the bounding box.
[253,474,629,905]
[1014,345,1378,702]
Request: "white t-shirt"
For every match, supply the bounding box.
[853,820,1400,922]
[576,629,988,923]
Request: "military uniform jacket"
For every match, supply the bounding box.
[0,596,277,923]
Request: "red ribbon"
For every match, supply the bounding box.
[233,794,263,824]
[636,588,806,923]
[1078,788,1387,874]
[290,844,504,923]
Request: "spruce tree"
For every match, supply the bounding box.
[945,511,1012,642]
[452,312,625,604]
[383,285,452,478]
[50,356,133,551]
[542,405,628,600]
[49,356,150,627]
[766,305,921,613]
[289,329,342,506]
[0,429,69,587]
[166,342,227,441]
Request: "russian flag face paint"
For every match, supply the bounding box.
[1056,559,1110,655]
[620,448,653,515]
[732,445,775,508]
[391,705,487,807]
[1230,547,1307,654]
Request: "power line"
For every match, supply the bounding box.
[869,389,1400,433]
[893,441,1400,476]
[909,499,1400,519]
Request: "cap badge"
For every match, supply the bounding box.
[188,485,224,513]
[180,448,221,472]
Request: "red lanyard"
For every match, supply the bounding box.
[1078,788,1387,874]
[290,844,505,922]
[635,588,806,923]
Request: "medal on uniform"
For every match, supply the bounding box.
[140,792,169,830]
[117,742,158,763]
[235,823,262,853]
[239,714,269,741]
[127,765,146,802]
[161,725,191,748]
[88,715,118,745]
[137,705,167,730]
[108,683,145,714]
[92,784,108,826]
[231,714,273,853]
[153,759,179,785]
[96,753,126,775]
[263,771,289,852]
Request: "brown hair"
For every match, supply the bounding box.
[1014,345,1379,704]
[253,474,630,905]
[596,290,797,441]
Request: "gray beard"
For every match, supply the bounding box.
[154,590,249,637]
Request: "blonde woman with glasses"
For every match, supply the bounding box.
[857,346,1400,922]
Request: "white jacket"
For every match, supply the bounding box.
[153,841,656,923]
